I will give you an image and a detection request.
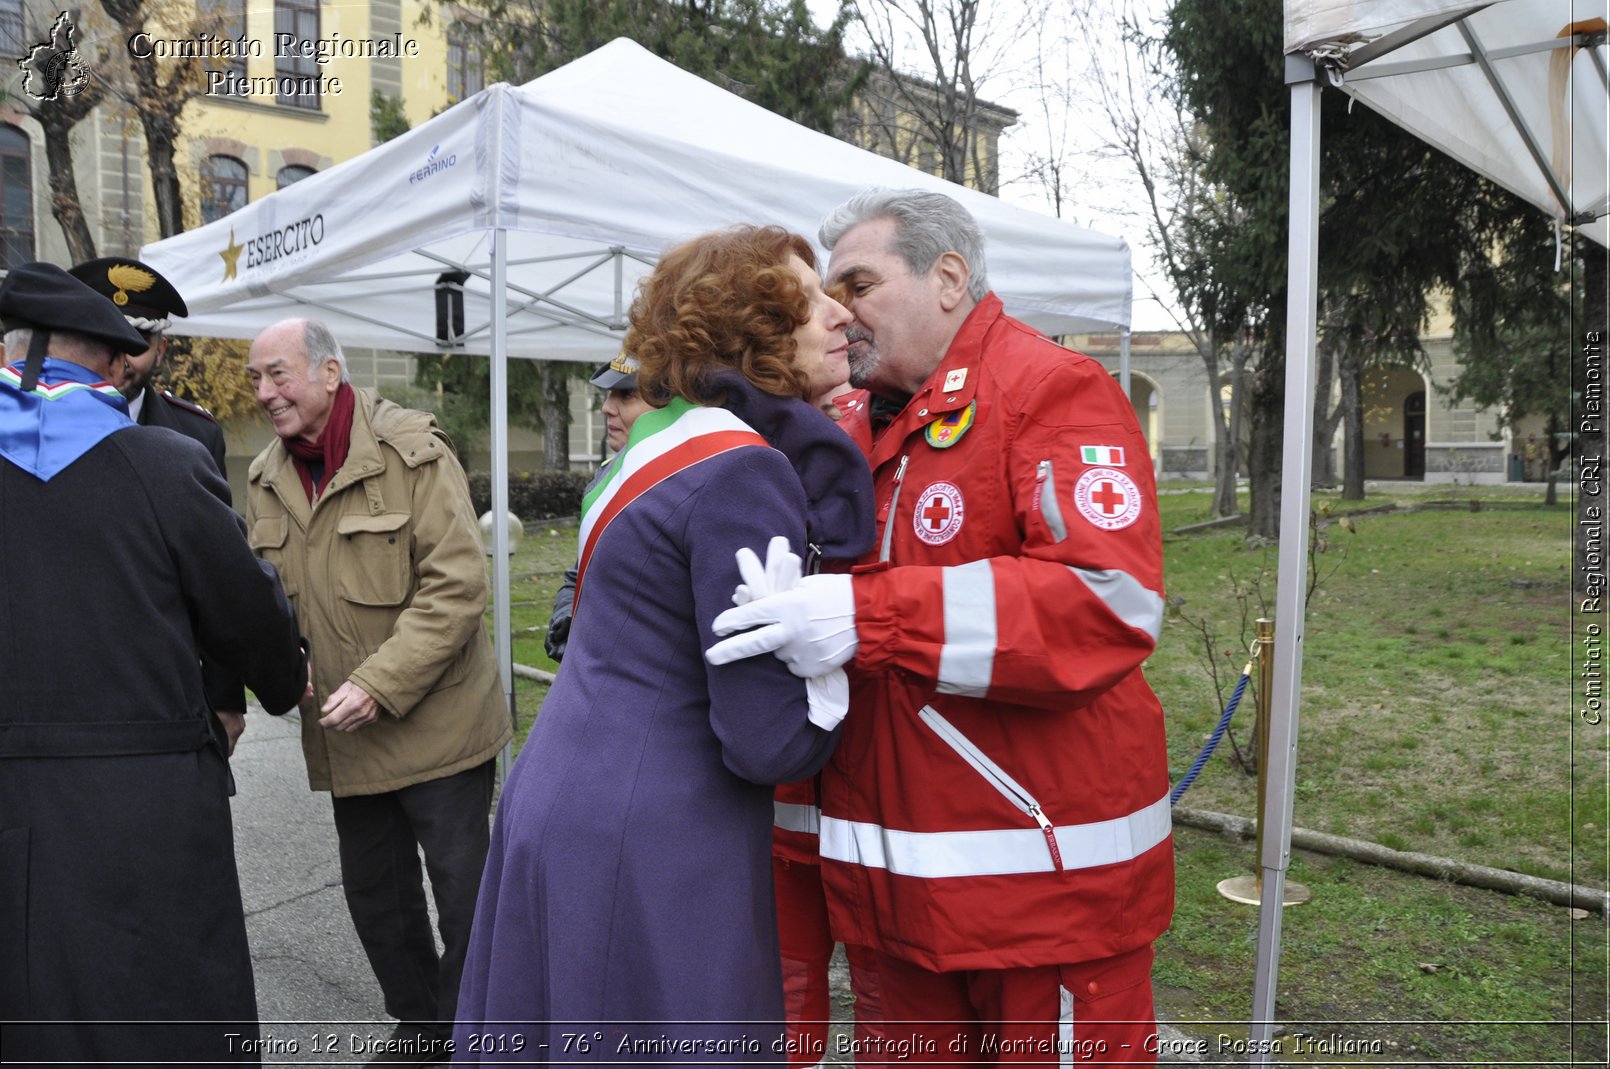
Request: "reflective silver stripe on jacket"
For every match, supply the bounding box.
[1070,566,1165,643]
[773,800,821,835]
[818,794,1171,878]
[936,559,996,697]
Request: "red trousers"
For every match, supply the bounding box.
[860,944,1160,1067]
[774,856,881,1066]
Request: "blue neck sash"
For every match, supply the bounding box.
[0,358,134,481]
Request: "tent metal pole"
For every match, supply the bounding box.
[1586,35,1608,88]
[1119,328,1132,401]
[1341,6,1491,70]
[1248,53,1322,1064]
[1457,20,1576,217]
[1346,34,1584,82]
[490,228,516,781]
[613,246,625,328]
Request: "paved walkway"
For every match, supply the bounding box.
[231,708,395,1065]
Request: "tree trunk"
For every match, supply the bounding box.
[37,95,101,263]
[1340,348,1366,500]
[100,0,189,237]
[1211,373,1238,517]
[1311,340,1338,487]
[135,92,185,239]
[1247,358,1284,540]
[1198,331,1239,518]
[540,361,572,473]
[1580,247,1608,595]
[1221,357,1248,517]
[1542,414,1567,506]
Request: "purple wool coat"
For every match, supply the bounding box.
[453,377,873,1064]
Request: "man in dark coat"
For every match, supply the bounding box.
[0,263,309,1066]
[68,256,248,755]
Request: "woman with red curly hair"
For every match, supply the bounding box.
[453,226,874,1062]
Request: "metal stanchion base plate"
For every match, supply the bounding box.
[1216,875,1312,906]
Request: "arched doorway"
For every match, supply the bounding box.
[1361,367,1430,480]
[1113,372,1160,461]
[1403,391,1426,478]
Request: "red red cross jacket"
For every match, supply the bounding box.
[821,295,1174,972]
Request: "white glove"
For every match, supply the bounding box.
[732,535,802,606]
[806,667,849,731]
[718,538,852,729]
[706,572,858,677]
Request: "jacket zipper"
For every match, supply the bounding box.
[1034,459,1068,542]
[916,705,1065,872]
[878,454,910,563]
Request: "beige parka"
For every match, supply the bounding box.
[246,390,511,795]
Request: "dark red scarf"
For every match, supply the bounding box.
[285,382,355,502]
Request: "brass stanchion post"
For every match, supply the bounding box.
[1218,619,1311,906]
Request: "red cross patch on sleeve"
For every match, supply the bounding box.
[1072,467,1142,531]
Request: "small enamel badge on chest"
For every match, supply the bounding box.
[924,401,976,449]
[941,367,968,392]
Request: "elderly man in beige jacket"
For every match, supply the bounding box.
[245,317,509,1062]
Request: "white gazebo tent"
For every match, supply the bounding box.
[1257,0,1606,1056]
[141,38,1133,750]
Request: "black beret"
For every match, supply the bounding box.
[68,256,188,326]
[0,262,151,355]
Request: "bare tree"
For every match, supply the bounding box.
[1011,5,1077,220]
[30,82,104,263]
[99,0,210,239]
[13,7,115,262]
[842,0,1031,193]
[1068,1,1256,518]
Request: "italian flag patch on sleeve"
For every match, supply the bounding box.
[1080,445,1126,466]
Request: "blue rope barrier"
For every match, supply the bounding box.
[1170,663,1252,807]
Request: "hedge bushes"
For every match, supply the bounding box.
[467,470,593,522]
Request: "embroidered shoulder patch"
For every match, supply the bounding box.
[924,401,975,449]
[913,481,965,545]
[1073,467,1142,531]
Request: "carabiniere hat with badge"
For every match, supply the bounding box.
[68,256,189,333]
[0,262,150,392]
[590,351,639,391]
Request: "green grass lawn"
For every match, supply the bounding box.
[1152,485,1594,886]
[490,482,1606,1062]
[1149,483,1603,1061]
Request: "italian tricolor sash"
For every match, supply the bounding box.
[574,398,768,610]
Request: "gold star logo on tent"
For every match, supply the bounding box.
[219,228,244,282]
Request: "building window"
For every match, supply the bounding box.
[277,164,316,189]
[199,0,246,93]
[0,126,33,269]
[0,0,23,56]
[447,29,484,101]
[201,155,248,223]
[275,0,320,109]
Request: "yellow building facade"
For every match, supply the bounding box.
[1068,315,1545,487]
[1,0,476,264]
